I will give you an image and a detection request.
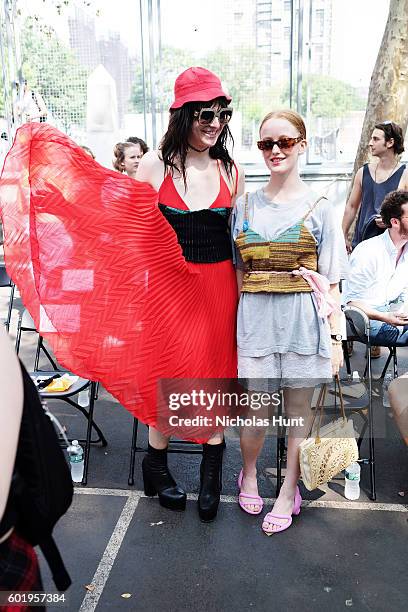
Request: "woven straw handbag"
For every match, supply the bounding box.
[299,375,359,491]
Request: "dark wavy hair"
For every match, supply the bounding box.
[380,190,408,227]
[160,97,234,186]
[126,136,149,154]
[375,121,405,155]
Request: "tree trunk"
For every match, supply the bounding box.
[348,0,408,238]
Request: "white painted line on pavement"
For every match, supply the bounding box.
[299,499,408,512]
[76,487,131,497]
[78,492,141,612]
[75,487,408,513]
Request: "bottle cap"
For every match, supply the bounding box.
[72,439,79,446]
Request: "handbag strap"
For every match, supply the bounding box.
[244,192,249,223]
[307,383,327,440]
[308,375,346,444]
[334,374,346,421]
[302,195,327,222]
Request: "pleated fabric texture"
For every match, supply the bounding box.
[0,123,237,441]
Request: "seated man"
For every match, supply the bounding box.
[343,190,408,346]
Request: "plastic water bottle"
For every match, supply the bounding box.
[78,389,89,407]
[382,371,393,408]
[344,462,360,500]
[70,440,84,482]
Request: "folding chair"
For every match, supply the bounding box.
[15,308,107,485]
[341,304,401,501]
[343,306,397,381]
[0,264,15,331]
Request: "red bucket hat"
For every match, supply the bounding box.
[170,67,231,110]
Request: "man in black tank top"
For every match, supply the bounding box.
[342,121,408,358]
[342,121,408,253]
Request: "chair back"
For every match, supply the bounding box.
[20,308,36,331]
[15,308,59,371]
[343,306,371,345]
[0,265,12,287]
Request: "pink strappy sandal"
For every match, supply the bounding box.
[262,486,302,535]
[237,469,264,515]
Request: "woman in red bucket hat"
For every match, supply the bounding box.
[137,67,244,521]
[0,67,244,522]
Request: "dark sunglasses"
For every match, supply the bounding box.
[194,107,233,125]
[257,136,303,151]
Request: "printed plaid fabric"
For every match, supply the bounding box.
[0,530,44,612]
[235,223,318,293]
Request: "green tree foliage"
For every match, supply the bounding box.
[283,74,365,118]
[129,64,148,113]
[202,46,265,111]
[20,17,89,129]
[129,46,196,113]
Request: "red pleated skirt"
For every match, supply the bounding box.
[0,124,237,442]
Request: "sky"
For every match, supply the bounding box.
[330,0,389,86]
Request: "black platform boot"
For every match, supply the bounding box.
[142,444,187,511]
[198,442,224,522]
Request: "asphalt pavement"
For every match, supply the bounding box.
[1,276,407,612]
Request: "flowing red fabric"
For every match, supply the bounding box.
[0,123,237,441]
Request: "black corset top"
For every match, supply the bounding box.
[158,205,233,263]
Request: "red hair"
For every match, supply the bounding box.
[259,109,306,139]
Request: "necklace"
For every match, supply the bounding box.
[188,143,210,153]
[374,160,399,184]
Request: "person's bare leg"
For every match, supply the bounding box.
[389,375,408,446]
[263,386,314,533]
[239,399,270,512]
[240,426,267,512]
[149,421,223,448]
[149,426,170,449]
[208,432,224,445]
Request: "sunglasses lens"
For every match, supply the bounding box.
[219,109,232,124]
[199,110,215,124]
[257,136,302,151]
[257,140,273,151]
[278,139,290,149]
[198,108,233,125]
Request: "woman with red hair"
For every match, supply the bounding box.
[232,109,345,534]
